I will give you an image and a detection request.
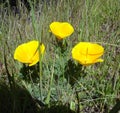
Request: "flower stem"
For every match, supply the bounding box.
[39,54,43,100]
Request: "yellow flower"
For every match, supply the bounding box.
[49,22,74,39]
[72,42,104,66]
[14,40,45,66]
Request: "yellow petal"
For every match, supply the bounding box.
[50,22,74,39]
[14,43,33,63]
[71,42,104,66]
[81,58,104,66]
[14,40,45,66]
[29,43,45,66]
[73,42,104,55]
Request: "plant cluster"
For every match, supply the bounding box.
[0,0,120,113]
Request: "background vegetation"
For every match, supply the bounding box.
[0,0,120,113]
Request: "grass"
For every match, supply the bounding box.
[0,0,120,113]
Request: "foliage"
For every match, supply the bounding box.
[0,0,120,113]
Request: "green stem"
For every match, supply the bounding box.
[39,54,43,100]
[45,72,53,105]
[45,62,55,105]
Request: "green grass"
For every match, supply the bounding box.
[0,0,120,113]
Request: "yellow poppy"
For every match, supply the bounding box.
[14,40,45,66]
[72,42,104,66]
[49,22,74,39]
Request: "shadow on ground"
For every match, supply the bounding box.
[19,64,40,82]
[0,80,76,113]
[64,59,85,86]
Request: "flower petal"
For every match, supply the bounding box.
[29,43,45,66]
[14,40,45,66]
[50,22,74,39]
[72,42,104,66]
[14,43,33,63]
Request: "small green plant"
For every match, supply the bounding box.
[0,0,120,113]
